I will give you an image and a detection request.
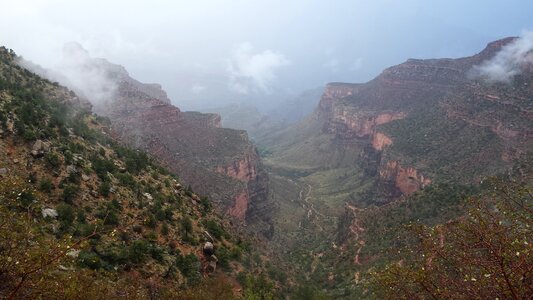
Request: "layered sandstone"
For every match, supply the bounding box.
[379,160,432,196]
[371,132,392,151]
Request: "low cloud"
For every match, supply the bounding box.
[227,42,289,94]
[20,41,118,105]
[470,30,533,82]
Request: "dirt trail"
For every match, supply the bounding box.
[298,183,327,231]
[345,203,365,265]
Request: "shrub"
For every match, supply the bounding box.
[57,203,75,227]
[16,190,35,207]
[128,240,150,264]
[180,216,193,237]
[99,181,110,197]
[91,157,115,181]
[203,219,226,240]
[78,251,101,269]
[104,210,119,226]
[62,184,79,203]
[45,152,61,168]
[39,178,53,193]
[161,223,169,236]
[175,253,201,284]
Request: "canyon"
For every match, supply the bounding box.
[252,36,533,297]
[10,36,532,298]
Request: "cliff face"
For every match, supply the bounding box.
[35,46,273,233]
[314,37,532,202]
[108,74,272,230]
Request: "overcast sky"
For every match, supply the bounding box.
[1,0,532,110]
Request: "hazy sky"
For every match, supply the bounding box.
[1,0,532,110]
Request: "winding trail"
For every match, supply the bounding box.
[345,204,365,265]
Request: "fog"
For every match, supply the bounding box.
[1,0,532,111]
[470,31,533,82]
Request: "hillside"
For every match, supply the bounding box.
[21,43,275,238]
[256,37,533,297]
[0,47,279,299]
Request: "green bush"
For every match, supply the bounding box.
[91,157,115,181]
[78,251,101,269]
[180,216,193,237]
[18,190,35,207]
[62,184,79,203]
[104,210,120,226]
[45,152,61,168]
[39,178,53,193]
[128,240,150,264]
[115,173,136,189]
[57,203,75,227]
[99,181,110,197]
[203,219,226,240]
[175,253,201,284]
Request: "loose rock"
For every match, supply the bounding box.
[42,208,58,218]
[203,242,214,256]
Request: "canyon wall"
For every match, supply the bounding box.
[313,37,532,204]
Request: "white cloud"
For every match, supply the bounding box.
[470,30,533,82]
[227,42,289,94]
[20,42,118,106]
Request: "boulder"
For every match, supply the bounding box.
[209,254,218,262]
[203,230,215,242]
[90,190,99,198]
[206,261,217,273]
[81,174,90,181]
[66,165,77,174]
[203,242,214,256]
[42,208,58,218]
[31,140,50,158]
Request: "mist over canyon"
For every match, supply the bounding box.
[0,1,532,299]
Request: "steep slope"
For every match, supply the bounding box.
[0,46,264,298]
[22,43,274,237]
